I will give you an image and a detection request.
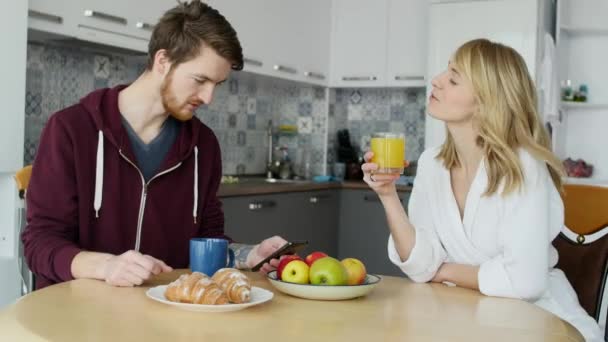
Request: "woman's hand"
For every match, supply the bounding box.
[361,151,404,197]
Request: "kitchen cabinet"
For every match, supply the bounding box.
[329,0,428,88]
[222,190,339,257]
[386,0,429,87]
[28,0,175,53]
[329,0,388,88]
[207,0,331,86]
[337,189,410,277]
[28,0,75,38]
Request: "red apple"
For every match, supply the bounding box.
[305,251,328,266]
[341,258,367,285]
[281,260,310,284]
[276,255,302,280]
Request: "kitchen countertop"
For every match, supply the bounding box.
[218,178,412,197]
[0,270,583,341]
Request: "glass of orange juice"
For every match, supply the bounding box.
[370,132,406,174]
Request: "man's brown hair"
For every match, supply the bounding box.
[147,0,243,71]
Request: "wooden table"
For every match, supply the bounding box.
[0,270,583,341]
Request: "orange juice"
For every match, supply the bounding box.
[370,133,405,174]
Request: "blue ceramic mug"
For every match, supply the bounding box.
[189,238,235,276]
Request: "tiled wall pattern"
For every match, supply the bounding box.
[195,72,328,176]
[24,42,426,177]
[327,88,427,166]
[24,42,147,165]
[24,42,328,176]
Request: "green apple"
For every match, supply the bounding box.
[281,260,310,284]
[309,257,348,286]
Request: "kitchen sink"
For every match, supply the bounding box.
[263,178,309,184]
[225,177,310,185]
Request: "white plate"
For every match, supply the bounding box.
[266,271,381,300]
[145,285,274,312]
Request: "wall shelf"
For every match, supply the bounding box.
[560,25,608,36]
[561,102,608,110]
[566,177,608,187]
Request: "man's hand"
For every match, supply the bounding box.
[247,235,288,274]
[100,250,172,287]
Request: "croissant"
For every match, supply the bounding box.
[211,268,252,304]
[164,272,229,305]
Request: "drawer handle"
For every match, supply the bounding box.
[364,195,402,203]
[248,200,276,211]
[135,22,154,31]
[84,10,127,25]
[244,58,263,67]
[342,76,377,81]
[394,75,425,81]
[28,10,63,24]
[309,194,331,204]
[304,71,326,80]
[273,64,297,74]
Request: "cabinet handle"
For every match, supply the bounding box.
[309,194,330,204]
[135,22,154,31]
[342,76,377,81]
[84,10,127,25]
[28,10,63,24]
[248,200,276,211]
[304,71,325,80]
[273,64,297,74]
[244,58,263,67]
[364,195,402,203]
[394,75,425,81]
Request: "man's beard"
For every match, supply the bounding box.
[160,69,194,122]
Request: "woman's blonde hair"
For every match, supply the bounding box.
[437,38,564,195]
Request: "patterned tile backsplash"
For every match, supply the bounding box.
[24,42,426,177]
[327,88,427,166]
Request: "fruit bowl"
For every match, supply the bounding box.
[266,271,381,300]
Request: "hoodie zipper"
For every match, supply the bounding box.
[119,149,182,251]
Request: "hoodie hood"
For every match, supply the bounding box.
[79,84,202,166]
[78,85,204,220]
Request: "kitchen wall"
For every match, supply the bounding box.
[24,42,330,176]
[24,42,426,177]
[327,88,427,166]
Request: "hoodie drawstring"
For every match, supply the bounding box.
[94,131,104,218]
[193,146,199,224]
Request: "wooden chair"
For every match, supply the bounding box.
[14,165,32,199]
[13,165,34,294]
[553,184,608,340]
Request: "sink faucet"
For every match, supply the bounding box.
[266,120,273,179]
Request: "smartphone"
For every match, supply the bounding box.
[250,240,308,272]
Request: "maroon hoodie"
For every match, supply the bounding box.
[22,85,229,289]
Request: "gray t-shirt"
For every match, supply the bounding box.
[122,116,181,182]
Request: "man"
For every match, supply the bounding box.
[22,0,286,289]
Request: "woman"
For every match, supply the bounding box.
[363,39,602,341]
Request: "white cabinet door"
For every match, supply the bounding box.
[208,0,330,85]
[273,0,331,85]
[206,0,276,76]
[71,0,149,52]
[424,0,539,149]
[330,0,388,88]
[28,0,76,38]
[386,0,429,87]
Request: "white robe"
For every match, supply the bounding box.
[388,147,603,341]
